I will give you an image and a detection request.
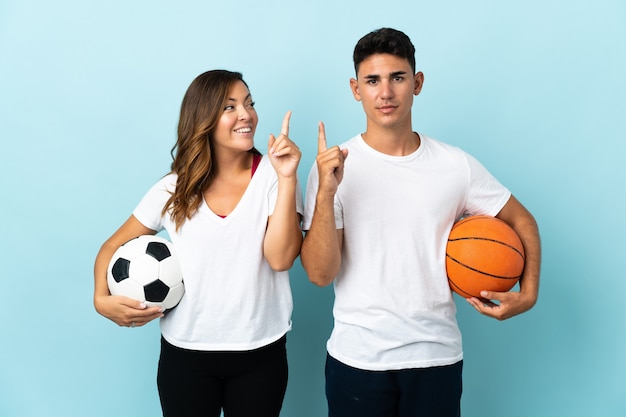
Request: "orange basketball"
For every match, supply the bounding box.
[446,215,525,298]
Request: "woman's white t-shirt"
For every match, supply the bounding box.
[134,156,302,351]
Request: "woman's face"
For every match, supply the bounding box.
[212,80,258,154]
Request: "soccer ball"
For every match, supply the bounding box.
[107,235,185,310]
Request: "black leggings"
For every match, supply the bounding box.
[157,336,288,417]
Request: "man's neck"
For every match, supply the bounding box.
[361,124,420,156]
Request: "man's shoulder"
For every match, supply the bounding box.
[341,134,362,148]
[420,134,467,155]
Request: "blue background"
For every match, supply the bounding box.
[1,0,625,416]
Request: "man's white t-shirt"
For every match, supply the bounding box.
[303,134,511,370]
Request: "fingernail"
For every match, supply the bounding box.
[140,302,147,309]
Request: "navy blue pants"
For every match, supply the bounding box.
[157,336,288,417]
[325,354,462,417]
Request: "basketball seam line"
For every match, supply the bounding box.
[446,255,522,280]
[448,236,524,257]
[448,280,474,298]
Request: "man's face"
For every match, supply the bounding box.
[350,53,423,131]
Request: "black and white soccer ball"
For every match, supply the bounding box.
[107,235,184,310]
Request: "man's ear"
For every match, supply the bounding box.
[350,78,361,101]
[414,72,424,96]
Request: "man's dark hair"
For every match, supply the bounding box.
[353,28,416,75]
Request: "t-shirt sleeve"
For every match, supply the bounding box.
[463,153,511,217]
[132,175,175,232]
[296,177,304,215]
[302,164,318,231]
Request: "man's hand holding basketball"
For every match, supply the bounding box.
[467,289,537,321]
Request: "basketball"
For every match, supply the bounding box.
[446,215,525,298]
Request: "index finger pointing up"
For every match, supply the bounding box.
[280,110,292,136]
[317,121,327,154]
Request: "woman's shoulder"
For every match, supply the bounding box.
[253,155,274,176]
[145,172,177,194]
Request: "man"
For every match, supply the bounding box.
[301,28,541,417]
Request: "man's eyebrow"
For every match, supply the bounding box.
[362,71,408,79]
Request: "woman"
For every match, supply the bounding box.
[93,70,303,417]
